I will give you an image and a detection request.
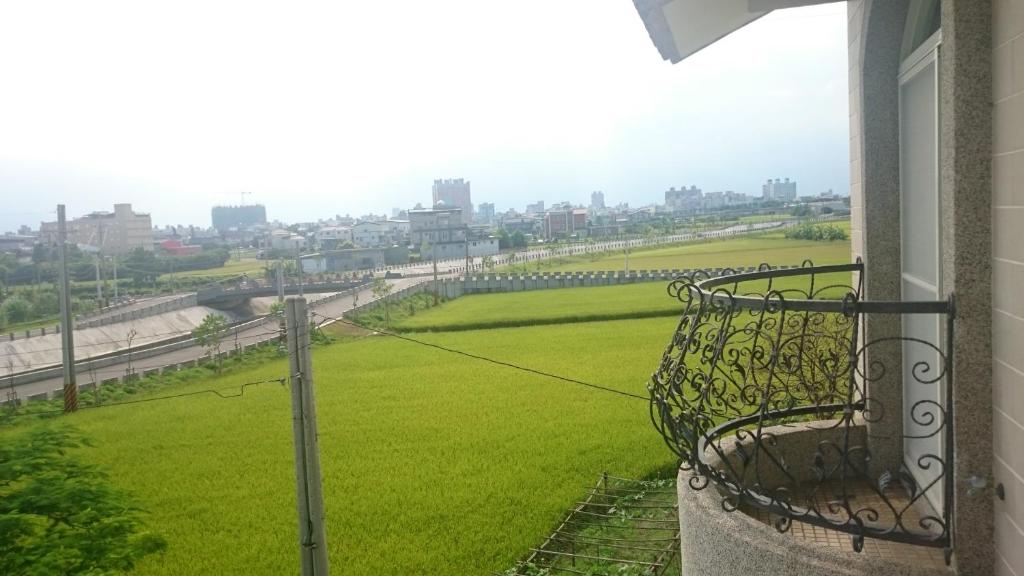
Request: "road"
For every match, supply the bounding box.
[3,220,796,402]
[4,276,423,401]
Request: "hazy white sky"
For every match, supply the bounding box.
[0,1,848,231]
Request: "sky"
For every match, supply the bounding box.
[0,1,848,231]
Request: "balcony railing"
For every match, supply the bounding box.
[649,261,954,559]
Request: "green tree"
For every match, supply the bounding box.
[193,313,229,371]
[371,277,393,327]
[1,296,33,324]
[0,427,166,575]
[495,229,511,250]
[481,255,495,272]
[511,230,527,249]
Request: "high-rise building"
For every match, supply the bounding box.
[525,201,545,215]
[590,191,606,210]
[40,203,153,254]
[476,202,495,224]
[761,178,798,202]
[211,204,267,232]
[432,178,472,225]
[664,186,703,212]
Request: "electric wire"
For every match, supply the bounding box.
[310,312,649,402]
[2,377,287,418]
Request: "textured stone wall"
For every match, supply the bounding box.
[991,1,1024,573]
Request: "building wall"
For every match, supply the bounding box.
[853,2,997,572]
[40,203,154,254]
[849,0,865,260]
[992,1,1024,573]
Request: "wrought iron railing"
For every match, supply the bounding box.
[649,261,954,559]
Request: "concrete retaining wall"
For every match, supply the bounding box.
[342,266,790,317]
[76,294,198,329]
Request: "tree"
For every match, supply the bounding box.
[193,313,228,371]
[1,296,32,324]
[371,277,393,327]
[0,427,166,575]
[481,255,496,272]
[511,230,527,248]
[496,228,511,250]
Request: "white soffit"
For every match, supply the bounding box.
[661,0,769,63]
[633,0,843,64]
[748,0,844,9]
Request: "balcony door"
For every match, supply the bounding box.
[898,28,943,513]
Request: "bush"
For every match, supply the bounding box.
[784,223,848,242]
[1,296,33,324]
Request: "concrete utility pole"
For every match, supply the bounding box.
[112,255,119,299]
[94,255,103,301]
[296,253,305,297]
[285,297,330,576]
[57,205,78,412]
[432,243,439,305]
[277,260,286,303]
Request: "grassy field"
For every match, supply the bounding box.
[158,257,268,280]
[393,283,683,332]
[519,222,851,273]
[3,316,678,576]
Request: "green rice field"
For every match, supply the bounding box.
[3,315,679,576]
[2,227,854,575]
[521,221,851,273]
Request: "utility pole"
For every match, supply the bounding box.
[94,254,103,301]
[464,228,470,292]
[277,260,286,303]
[285,297,330,576]
[296,253,305,297]
[112,255,119,299]
[57,205,78,412]
[432,243,439,305]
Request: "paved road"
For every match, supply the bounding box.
[5,276,424,400]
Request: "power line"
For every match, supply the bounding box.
[311,313,649,402]
[2,377,287,418]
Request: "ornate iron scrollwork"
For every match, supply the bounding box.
[649,261,954,554]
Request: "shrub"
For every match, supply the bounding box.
[1,296,33,324]
[784,223,848,242]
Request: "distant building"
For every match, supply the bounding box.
[211,204,267,232]
[590,191,606,210]
[315,226,353,250]
[432,178,472,225]
[664,186,703,212]
[409,208,498,260]
[762,178,797,202]
[500,215,539,235]
[0,234,34,254]
[301,246,408,273]
[40,203,153,254]
[409,208,466,247]
[158,238,202,256]
[525,201,545,215]
[352,221,389,248]
[268,229,306,252]
[476,202,495,224]
[542,208,587,239]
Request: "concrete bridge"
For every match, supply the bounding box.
[196,278,370,307]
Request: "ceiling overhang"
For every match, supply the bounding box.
[632,0,844,64]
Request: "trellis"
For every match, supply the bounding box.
[500,474,680,576]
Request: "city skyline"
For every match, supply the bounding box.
[0,1,848,231]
